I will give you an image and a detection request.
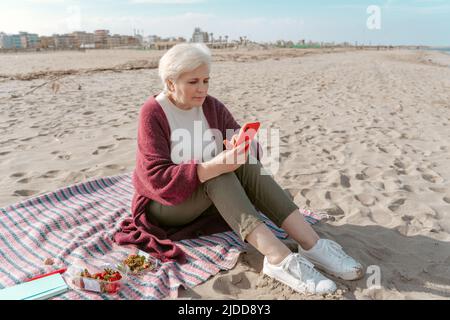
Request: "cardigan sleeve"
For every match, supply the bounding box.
[134,104,201,206]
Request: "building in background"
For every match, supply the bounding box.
[0,32,13,49]
[145,35,159,45]
[72,31,95,48]
[39,36,55,49]
[107,34,121,48]
[120,35,139,47]
[191,27,209,43]
[94,29,109,49]
[53,34,75,49]
[1,29,187,51]
[20,32,40,48]
[0,31,39,49]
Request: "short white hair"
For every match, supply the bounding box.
[158,43,212,92]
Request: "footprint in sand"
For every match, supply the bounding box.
[340,173,351,188]
[355,172,368,180]
[40,170,60,178]
[10,172,26,178]
[377,145,389,153]
[393,159,406,169]
[280,151,291,158]
[92,144,115,155]
[13,190,37,196]
[300,188,310,198]
[212,273,251,295]
[401,215,414,223]
[57,153,71,160]
[0,151,11,156]
[355,194,377,206]
[104,164,122,170]
[421,173,443,184]
[400,185,413,192]
[388,198,406,212]
[443,197,450,204]
[370,181,385,191]
[429,187,448,193]
[17,177,31,184]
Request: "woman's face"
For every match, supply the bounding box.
[167,63,210,110]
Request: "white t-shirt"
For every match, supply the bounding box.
[156,92,222,164]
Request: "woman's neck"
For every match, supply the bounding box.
[167,92,194,111]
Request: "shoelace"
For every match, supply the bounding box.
[283,254,321,281]
[325,240,350,261]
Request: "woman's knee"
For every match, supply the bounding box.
[204,171,237,187]
[203,171,243,199]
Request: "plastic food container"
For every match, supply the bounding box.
[66,263,127,294]
[116,250,160,276]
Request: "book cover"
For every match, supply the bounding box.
[0,273,69,300]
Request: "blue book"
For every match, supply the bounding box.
[0,273,69,300]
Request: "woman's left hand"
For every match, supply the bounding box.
[223,134,239,150]
[224,133,258,159]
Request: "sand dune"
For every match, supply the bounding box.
[1,48,449,299]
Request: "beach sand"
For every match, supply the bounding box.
[1,48,449,300]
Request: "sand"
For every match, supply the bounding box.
[1,48,449,300]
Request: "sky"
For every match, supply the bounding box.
[0,0,449,46]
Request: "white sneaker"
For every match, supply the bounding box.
[298,239,364,281]
[263,253,337,295]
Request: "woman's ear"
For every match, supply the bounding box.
[167,80,175,92]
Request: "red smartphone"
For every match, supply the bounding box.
[233,122,260,152]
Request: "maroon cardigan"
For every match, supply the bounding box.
[114,94,261,263]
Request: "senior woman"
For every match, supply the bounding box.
[116,43,363,295]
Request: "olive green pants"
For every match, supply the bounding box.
[145,156,299,242]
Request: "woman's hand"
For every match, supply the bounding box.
[197,137,249,183]
[226,133,259,159]
[215,137,249,171]
[224,134,239,150]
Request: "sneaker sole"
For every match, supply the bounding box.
[314,264,365,281]
[262,268,336,295]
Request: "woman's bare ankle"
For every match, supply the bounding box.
[266,252,291,265]
[299,238,319,251]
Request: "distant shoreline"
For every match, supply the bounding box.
[0,44,442,55]
[426,47,450,54]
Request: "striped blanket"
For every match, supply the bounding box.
[0,173,322,300]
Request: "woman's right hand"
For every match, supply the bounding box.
[213,138,249,173]
[197,139,249,183]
